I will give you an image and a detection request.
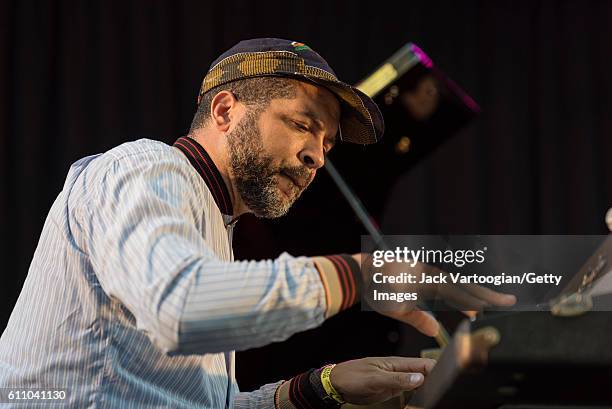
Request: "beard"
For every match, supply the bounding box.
[226,109,311,219]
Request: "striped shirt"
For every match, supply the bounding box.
[0,136,359,408]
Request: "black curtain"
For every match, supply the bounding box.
[2,0,612,391]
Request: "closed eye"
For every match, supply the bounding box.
[293,121,310,133]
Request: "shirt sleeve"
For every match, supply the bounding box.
[232,381,283,409]
[80,149,360,355]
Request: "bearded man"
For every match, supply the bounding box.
[0,38,513,408]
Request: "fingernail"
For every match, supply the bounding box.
[408,373,424,385]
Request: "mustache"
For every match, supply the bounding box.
[279,165,313,188]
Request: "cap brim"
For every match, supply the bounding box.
[307,77,385,145]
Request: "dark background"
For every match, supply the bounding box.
[2,0,612,391]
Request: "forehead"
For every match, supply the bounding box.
[275,80,341,126]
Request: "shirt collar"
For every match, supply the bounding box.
[173,136,233,216]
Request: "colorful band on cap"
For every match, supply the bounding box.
[196,39,384,145]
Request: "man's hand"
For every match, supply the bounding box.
[352,253,516,337]
[330,357,435,405]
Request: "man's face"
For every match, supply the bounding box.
[227,80,340,218]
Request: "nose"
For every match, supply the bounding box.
[298,140,325,170]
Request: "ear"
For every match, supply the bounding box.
[210,90,239,132]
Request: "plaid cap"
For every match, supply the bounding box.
[198,38,384,145]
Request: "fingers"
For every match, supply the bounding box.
[377,356,436,375]
[383,309,439,337]
[437,285,489,310]
[461,284,516,306]
[394,371,425,389]
[438,283,516,310]
[370,357,435,393]
[371,370,425,395]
